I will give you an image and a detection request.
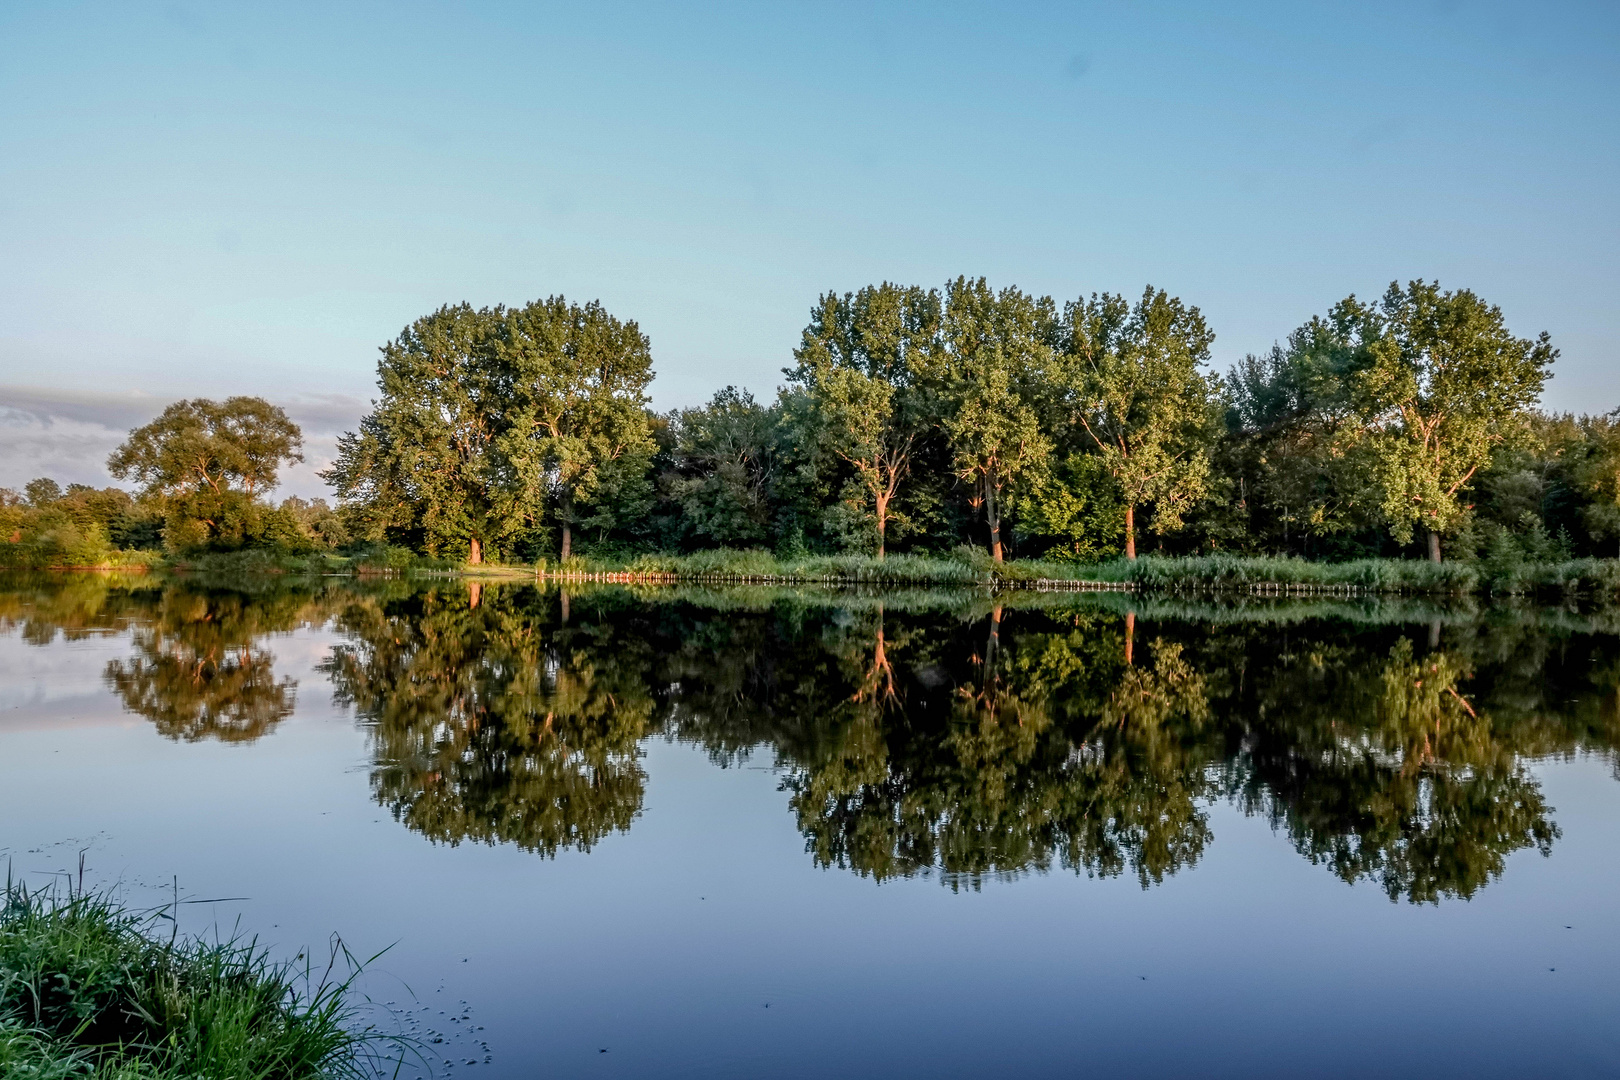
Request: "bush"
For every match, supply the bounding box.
[0,517,115,570]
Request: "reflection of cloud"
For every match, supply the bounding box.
[0,385,365,499]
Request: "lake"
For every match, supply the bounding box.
[2,573,1618,1079]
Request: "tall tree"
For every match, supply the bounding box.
[941,278,1053,562]
[324,304,501,562]
[1059,287,1219,559]
[109,397,302,501]
[790,284,942,557]
[109,397,303,551]
[1350,281,1556,562]
[491,297,655,560]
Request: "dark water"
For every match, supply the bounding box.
[2,574,1619,1078]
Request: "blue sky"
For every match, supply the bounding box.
[0,0,1616,492]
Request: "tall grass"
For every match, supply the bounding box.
[608,548,991,587]
[153,541,1620,598]
[1089,554,1484,593]
[0,878,394,1080]
[558,548,1510,594]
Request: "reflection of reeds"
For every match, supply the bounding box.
[0,878,403,1079]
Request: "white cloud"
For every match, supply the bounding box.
[0,386,366,499]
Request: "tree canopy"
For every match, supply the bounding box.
[324,297,654,562]
[54,275,1594,567]
[107,397,303,554]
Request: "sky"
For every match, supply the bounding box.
[1,0,1616,497]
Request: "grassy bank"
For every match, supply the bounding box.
[0,881,388,1080]
[12,544,1620,599]
[526,548,1620,598]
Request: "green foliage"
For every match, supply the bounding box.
[325,297,654,563]
[323,303,503,562]
[299,277,1605,571]
[1572,412,1620,554]
[790,283,943,556]
[1350,281,1556,551]
[1058,286,1221,557]
[21,277,1583,575]
[24,478,63,507]
[0,483,164,568]
[940,277,1054,560]
[107,398,304,555]
[491,296,656,559]
[1012,451,1127,560]
[661,387,780,547]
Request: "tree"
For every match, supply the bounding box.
[325,304,501,562]
[1059,287,1219,560]
[109,397,302,500]
[491,297,655,560]
[790,283,943,557]
[665,387,779,546]
[1573,412,1620,557]
[24,478,62,506]
[1350,281,1556,562]
[941,278,1053,561]
[108,397,303,552]
[1220,313,1382,555]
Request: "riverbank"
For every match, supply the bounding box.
[10,547,1620,598]
[0,881,385,1079]
[524,550,1620,598]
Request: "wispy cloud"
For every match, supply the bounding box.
[0,385,366,498]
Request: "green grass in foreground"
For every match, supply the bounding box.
[0,880,391,1080]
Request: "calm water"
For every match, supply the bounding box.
[2,574,1619,1078]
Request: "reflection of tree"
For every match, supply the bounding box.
[11,572,1618,901]
[103,588,305,742]
[1222,636,1559,903]
[324,587,656,856]
[777,609,1216,889]
[0,572,157,645]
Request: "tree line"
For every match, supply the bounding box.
[8,276,1617,567]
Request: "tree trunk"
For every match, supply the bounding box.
[1124,609,1135,666]
[468,537,482,565]
[560,490,574,561]
[985,475,1003,563]
[1428,529,1442,564]
[1124,505,1137,561]
[874,493,888,559]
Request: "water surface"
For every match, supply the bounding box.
[2,575,1618,1078]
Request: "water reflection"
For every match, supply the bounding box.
[5,575,1618,903]
[322,588,653,855]
[104,589,312,742]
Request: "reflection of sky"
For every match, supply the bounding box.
[2,619,1619,1077]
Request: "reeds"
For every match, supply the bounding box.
[0,877,394,1079]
